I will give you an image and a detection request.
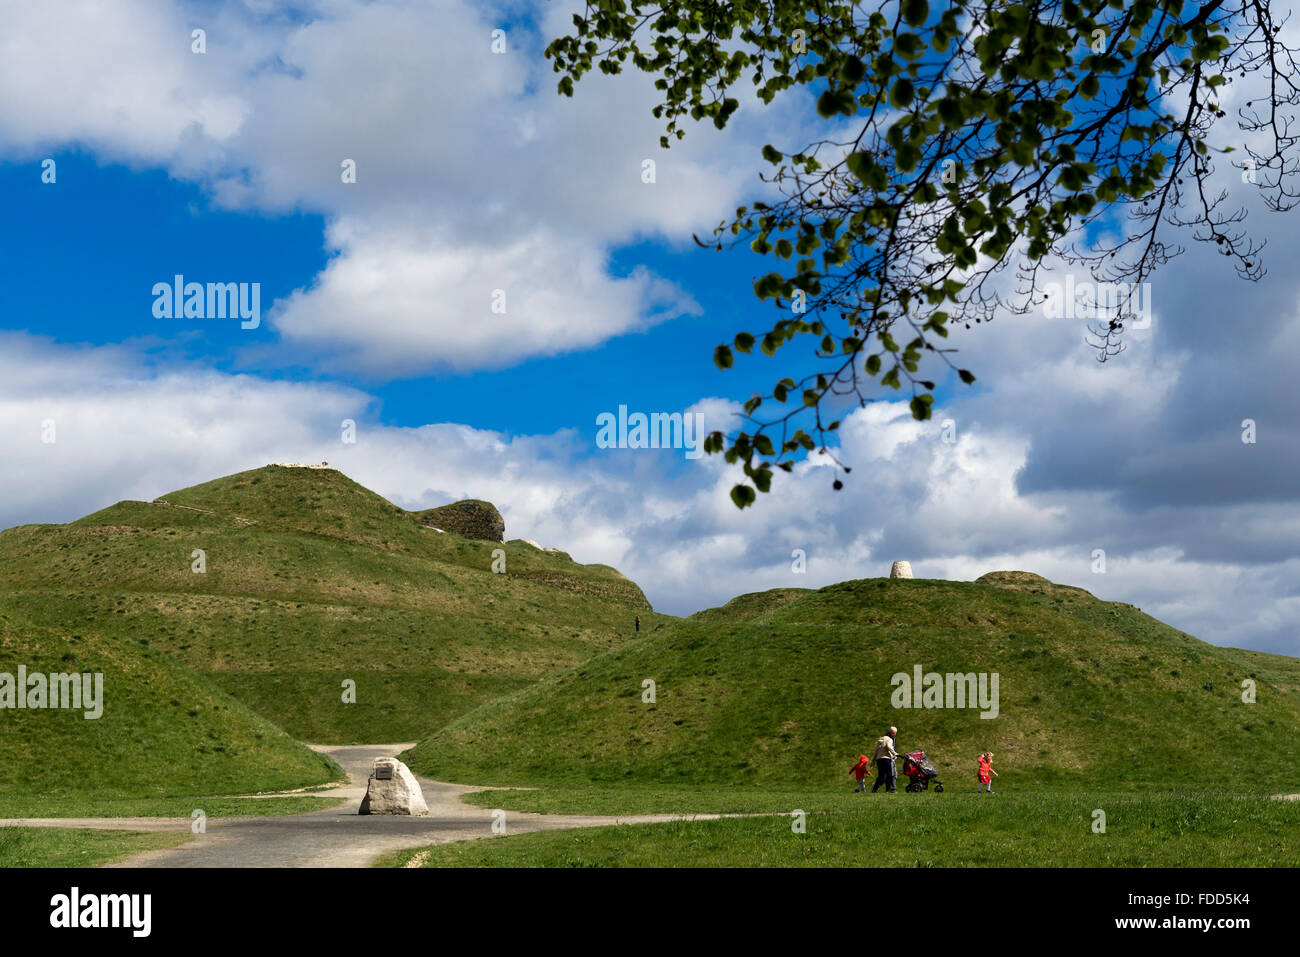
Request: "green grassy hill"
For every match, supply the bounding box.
[0,607,340,808]
[406,573,1300,794]
[0,466,663,746]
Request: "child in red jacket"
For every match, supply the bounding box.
[977,751,998,793]
[850,754,872,793]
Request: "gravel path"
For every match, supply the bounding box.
[1,744,718,868]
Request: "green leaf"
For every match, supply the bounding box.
[730,484,757,509]
[901,0,929,28]
[958,369,976,384]
[895,33,923,60]
[714,345,733,369]
[891,77,915,108]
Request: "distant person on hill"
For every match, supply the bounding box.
[871,726,899,793]
[977,751,998,793]
[635,615,640,633]
[849,754,872,793]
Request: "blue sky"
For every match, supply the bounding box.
[2,0,1298,656]
[0,151,840,440]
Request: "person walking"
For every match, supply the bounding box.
[849,754,873,793]
[871,726,899,793]
[635,615,641,633]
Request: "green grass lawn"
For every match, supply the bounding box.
[380,792,1300,868]
[0,826,194,867]
[455,781,1300,816]
[457,785,855,815]
[456,783,1047,815]
[0,795,345,818]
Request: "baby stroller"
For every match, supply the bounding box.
[900,749,944,792]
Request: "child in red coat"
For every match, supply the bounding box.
[977,751,998,793]
[850,754,872,793]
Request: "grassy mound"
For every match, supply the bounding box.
[406,576,1300,794]
[0,606,340,807]
[0,466,663,743]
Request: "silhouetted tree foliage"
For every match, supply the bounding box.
[548,0,1300,506]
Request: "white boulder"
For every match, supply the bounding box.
[358,757,429,816]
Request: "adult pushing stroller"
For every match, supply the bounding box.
[900,749,944,792]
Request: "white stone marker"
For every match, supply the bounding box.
[358,757,429,816]
[889,561,914,579]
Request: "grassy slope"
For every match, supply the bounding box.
[379,793,1300,868]
[0,610,341,808]
[406,575,1300,799]
[0,466,665,744]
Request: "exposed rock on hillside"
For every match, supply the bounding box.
[976,570,1095,600]
[976,570,1051,585]
[414,499,505,542]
